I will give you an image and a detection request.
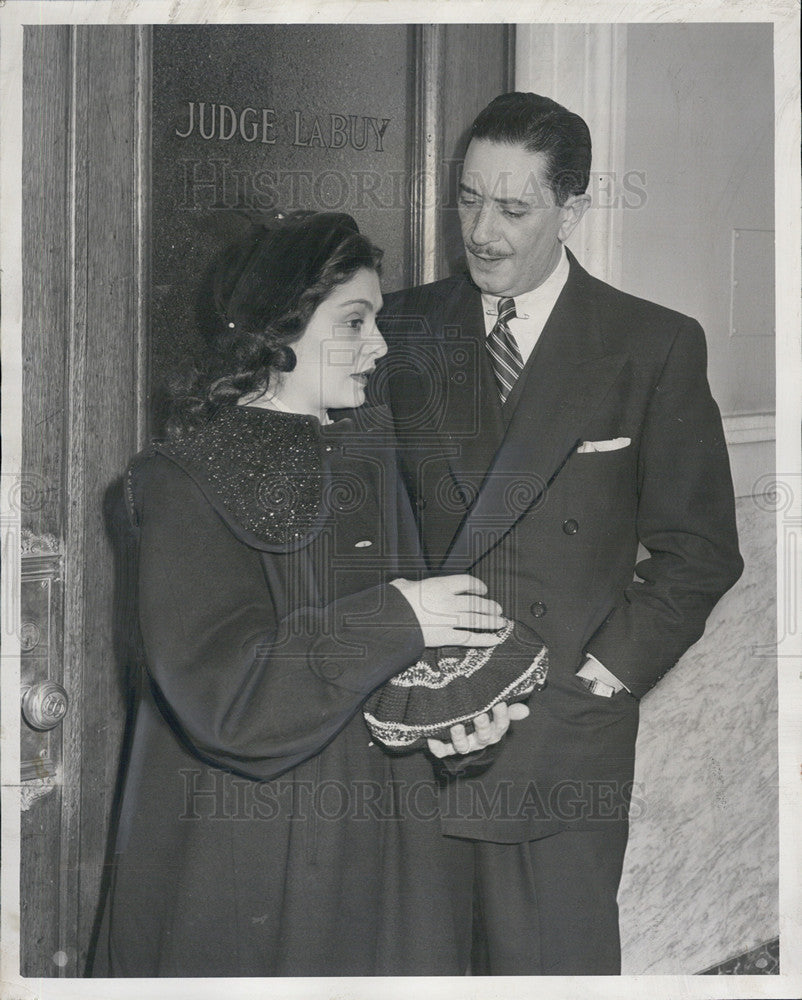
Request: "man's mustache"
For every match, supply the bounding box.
[465,246,513,260]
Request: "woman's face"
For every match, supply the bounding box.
[280,267,387,418]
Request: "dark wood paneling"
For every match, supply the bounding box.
[21,26,70,539]
[149,24,411,395]
[20,786,63,973]
[408,24,514,281]
[21,24,148,976]
[20,24,71,977]
[440,24,515,276]
[69,25,149,974]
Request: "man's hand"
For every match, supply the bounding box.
[427,702,529,758]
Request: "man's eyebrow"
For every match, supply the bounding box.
[459,180,482,198]
[458,180,529,208]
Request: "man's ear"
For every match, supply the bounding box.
[558,193,591,242]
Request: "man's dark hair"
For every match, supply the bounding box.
[469,92,592,205]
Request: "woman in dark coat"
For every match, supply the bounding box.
[92,212,510,977]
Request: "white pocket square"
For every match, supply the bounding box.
[576,437,631,453]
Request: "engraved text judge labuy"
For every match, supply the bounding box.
[175,102,391,152]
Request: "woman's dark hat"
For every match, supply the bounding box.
[218,211,362,330]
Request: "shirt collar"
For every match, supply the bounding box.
[481,244,570,320]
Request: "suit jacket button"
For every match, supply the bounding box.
[416,497,427,510]
[530,601,547,618]
[562,519,579,535]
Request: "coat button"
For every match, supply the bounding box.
[530,601,547,618]
[562,519,579,535]
[416,496,427,510]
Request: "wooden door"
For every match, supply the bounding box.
[18,21,511,978]
[20,25,149,977]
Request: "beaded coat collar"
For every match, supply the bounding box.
[155,406,333,552]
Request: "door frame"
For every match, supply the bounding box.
[19,24,151,976]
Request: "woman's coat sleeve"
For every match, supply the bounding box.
[131,454,424,781]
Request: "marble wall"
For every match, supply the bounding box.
[619,495,778,973]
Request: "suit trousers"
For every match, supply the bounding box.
[466,825,629,975]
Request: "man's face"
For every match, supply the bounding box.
[458,139,587,297]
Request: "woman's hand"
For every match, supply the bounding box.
[426,702,530,758]
[390,574,504,648]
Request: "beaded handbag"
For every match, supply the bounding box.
[363,619,548,750]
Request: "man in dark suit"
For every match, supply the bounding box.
[376,92,743,974]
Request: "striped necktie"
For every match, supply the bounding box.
[486,297,523,403]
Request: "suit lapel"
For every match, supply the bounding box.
[382,276,505,563]
[442,256,627,571]
[435,279,506,493]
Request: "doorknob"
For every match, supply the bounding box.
[21,682,69,731]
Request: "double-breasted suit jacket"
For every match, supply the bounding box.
[377,252,743,843]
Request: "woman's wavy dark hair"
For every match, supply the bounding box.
[166,211,383,437]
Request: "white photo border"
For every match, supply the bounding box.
[1,2,799,999]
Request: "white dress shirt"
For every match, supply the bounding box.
[480,245,570,363]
